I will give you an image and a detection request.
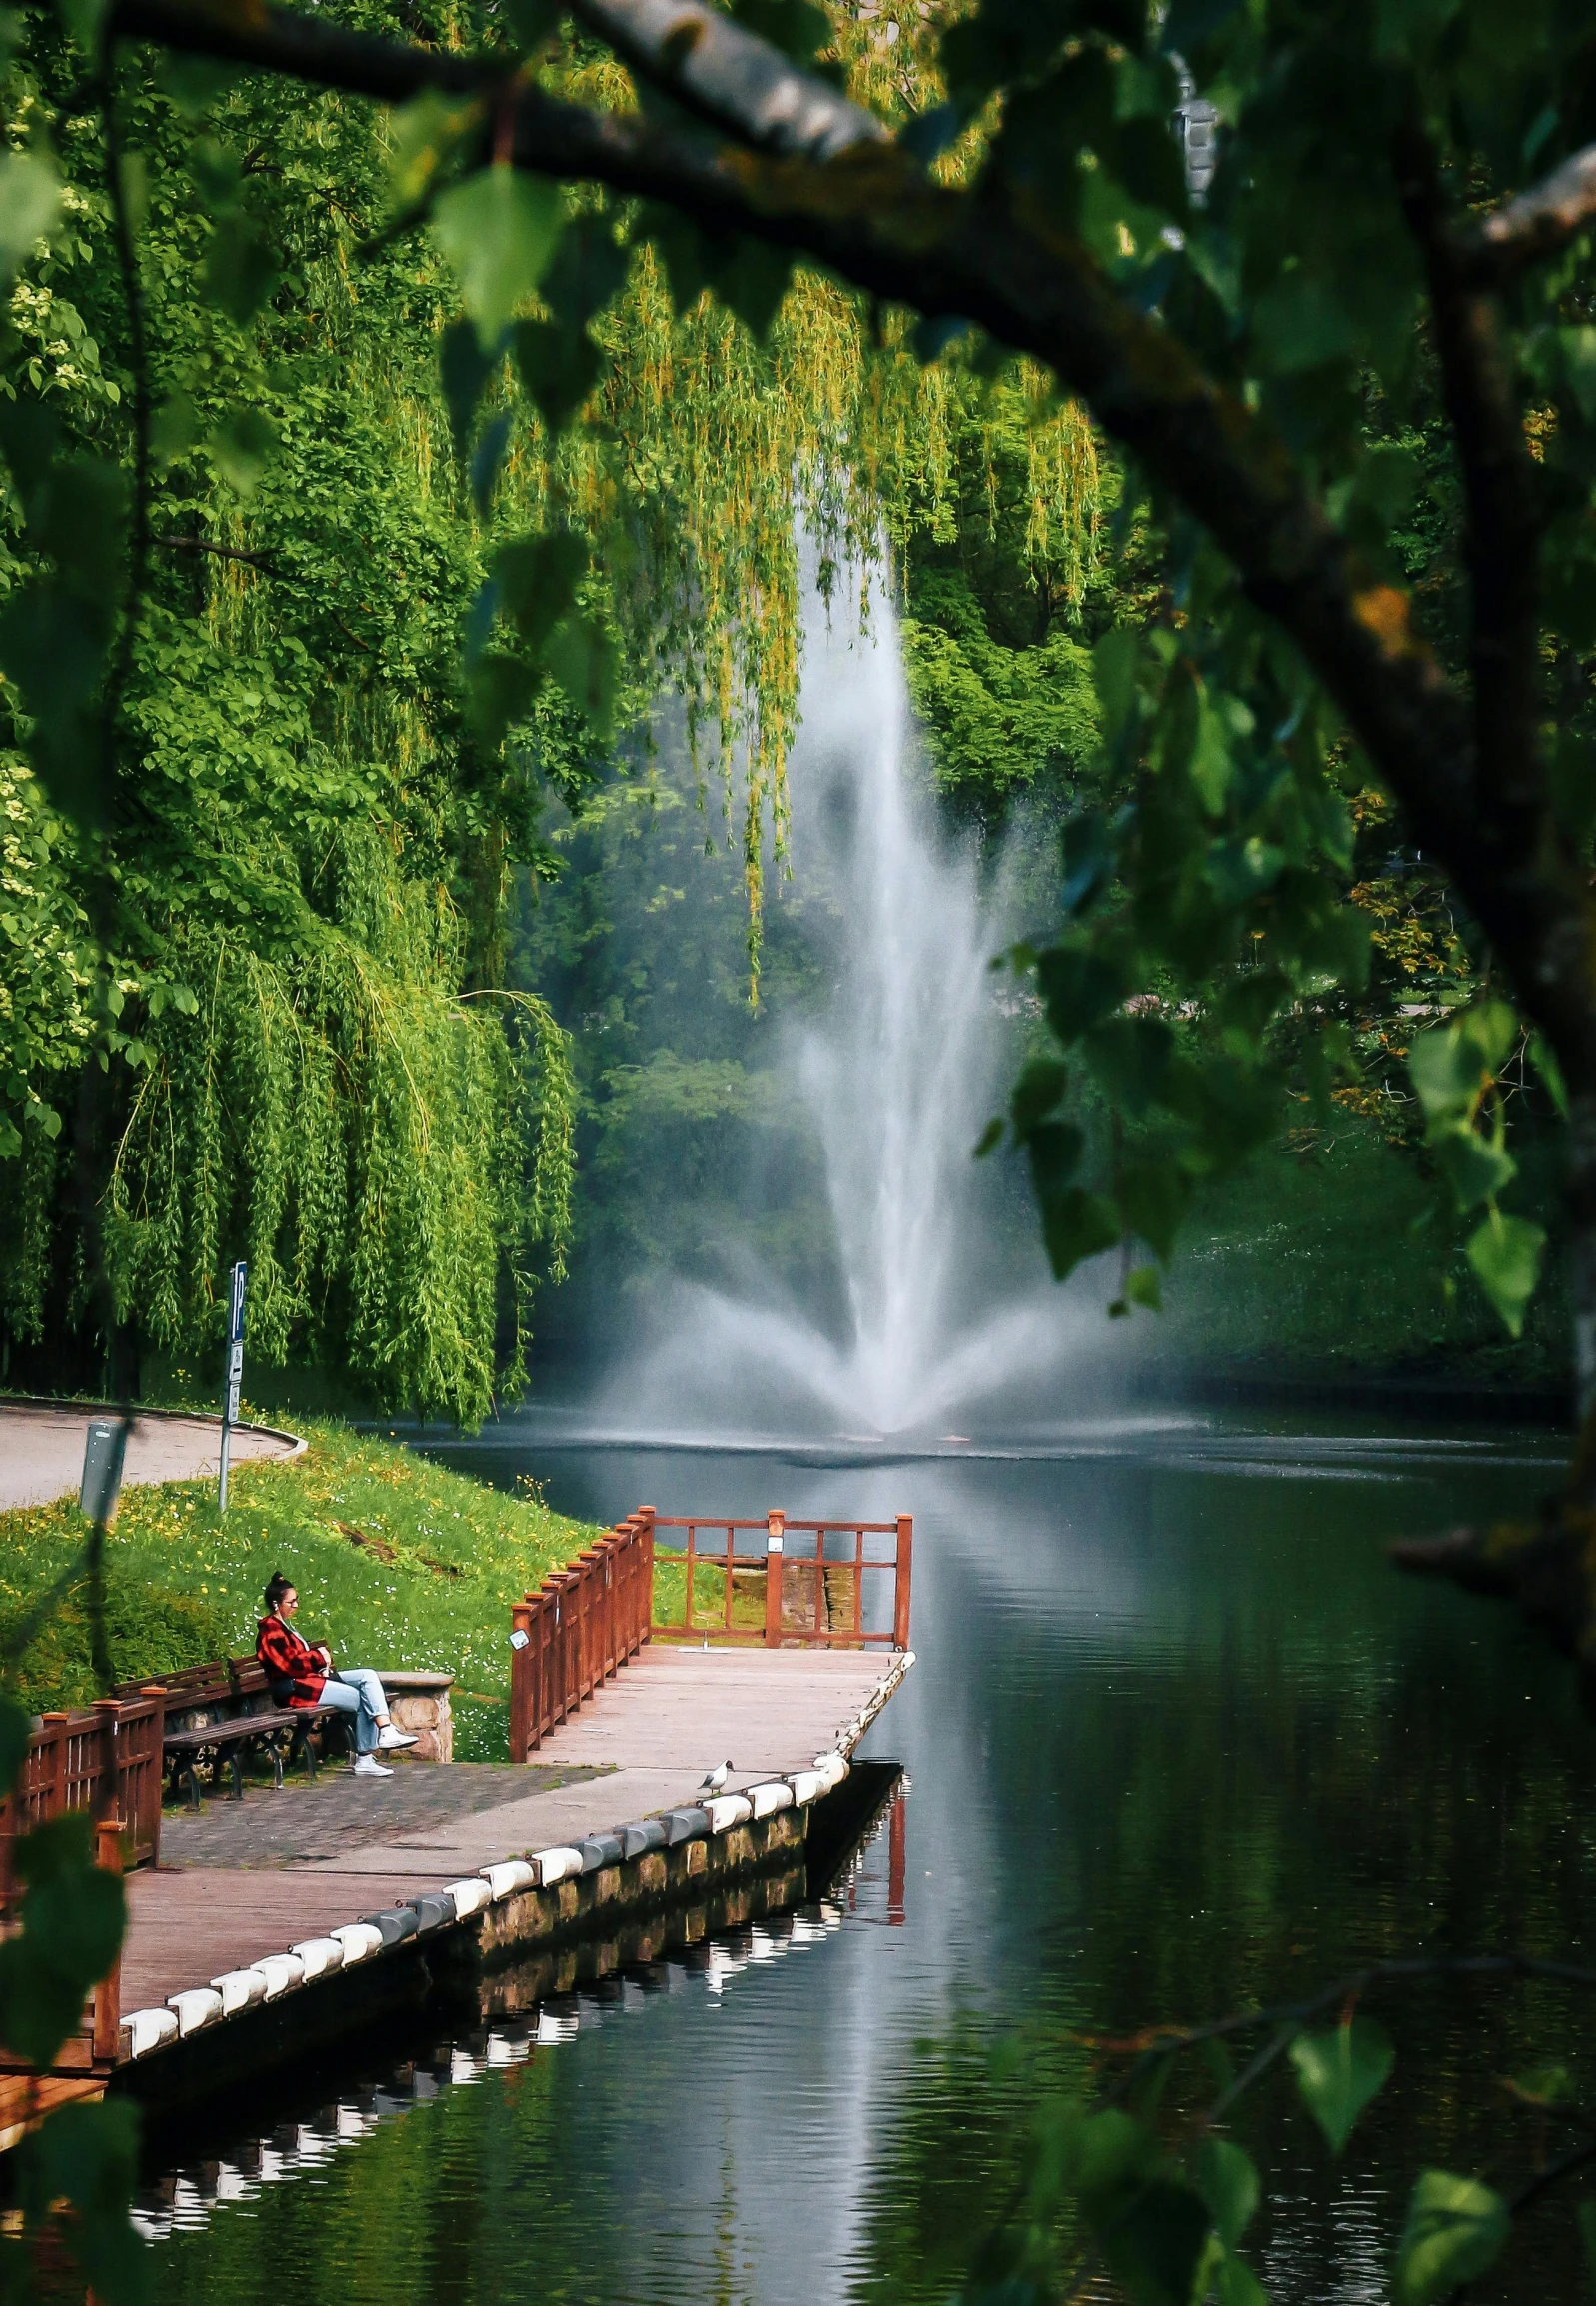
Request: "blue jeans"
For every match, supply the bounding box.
[318,1668,389,1756]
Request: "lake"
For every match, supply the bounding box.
[140,1411,1596,2304]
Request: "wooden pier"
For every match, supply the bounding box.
[0,1503,914,2124]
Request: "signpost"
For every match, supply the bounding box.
[218,1259,247,1514]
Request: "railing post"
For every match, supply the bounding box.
[510,1600,534,1762]
[141,1686,167,1867]
[92,1698,121,1826]
[764,1509,785,1649]
[91,1809,123,2065]
[639,1507,656,1645]
[43,1712,67,1824]
[893,1514,913,1651]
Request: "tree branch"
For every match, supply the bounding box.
[103,0,1596,1121]
[1393,126,1544,874]
[1471,142,1596,278]
[156,535,277,570]
[566,0,886,161]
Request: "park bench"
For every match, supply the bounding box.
[111,1660,457,1806]
[112,1658,344,1809]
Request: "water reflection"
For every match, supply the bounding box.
[145,1421,1591,2304]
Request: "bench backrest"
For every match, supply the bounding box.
[111,1656,279,1734]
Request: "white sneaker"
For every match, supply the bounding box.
[377,1725,419,1752]
[353,1755,393,1778]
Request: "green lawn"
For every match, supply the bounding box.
[0,1421,600,1762]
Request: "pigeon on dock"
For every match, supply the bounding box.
[699,1760,735,1794]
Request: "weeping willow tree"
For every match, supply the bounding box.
[0,0,1105,1414]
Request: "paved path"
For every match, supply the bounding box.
[0,1403,300,1512]
[154,1761,612,1870]
[121,1645,903,2014]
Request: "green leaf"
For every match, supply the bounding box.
[714,236,795,342]
[730,0,830,62]
[433,166,566,347]
[1068,2108,1162,2208]
[1035,945,1127,1043]
[467,649,539,749]
[209,406,278,498]
[1195,2139,1259,2250]
[1118,1159,1191,1262]
[1250,269,1359,376]
[1034,1176,1120,1281]
[439,316,503,460]
[513,316,603,434]
[1010,1056,1069,1133]
[1094,627,1142,748]
[23,2097,147,2306]
[1528,1031,1569,1118]
[52,0,108,48]
[492,530,588,650]
[1214,2250,1270,2306]
[0,1695,30,1795]
[1432,1125,1515,1213]
[1125,1264,1162,1311]
[1466,1210,1545,1338]
[1578,2197,1596,2288]
[1189,690,1235,814]
[1288,2017,1393,2155]
[543,613,619,739]
[540,215,631,332]
[150,391,202,471]
[1097,2178,1214,2306]
[201,214,279,325]
[470,407,513,515]
[1084,1014,1175,1117]
[388,88,479,209]
[1394,2171,1508,2304]
[1407,1003,1518,1126]
[0,150,60,283]
[0,1814,125,2069]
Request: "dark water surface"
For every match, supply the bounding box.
[144,1414,1596,2304]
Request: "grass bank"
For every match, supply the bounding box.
[1156,1127,1569,1391]
[0,1420,599,1762]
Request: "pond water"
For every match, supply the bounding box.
[142,1412,1596,2305]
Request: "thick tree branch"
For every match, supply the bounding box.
[566,0,886,160]
[1393,128,1544,863]
[1471,142,1596,278]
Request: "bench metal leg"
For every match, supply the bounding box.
[185,1763,201,1811]
[230,1749,244,1801]
[271,1740,284,1792]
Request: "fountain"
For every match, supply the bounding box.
[594,560,1129,1447]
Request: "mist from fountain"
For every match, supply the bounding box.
[596,562,1121,1444]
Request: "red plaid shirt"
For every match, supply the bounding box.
[256,1613,329,1706]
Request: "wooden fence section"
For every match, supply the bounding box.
[510,1508,656,1762]
[650,1511,913,1653]
[0,1694,165,1898]
[510,1505,913,1758]
[0,1701,159,2094]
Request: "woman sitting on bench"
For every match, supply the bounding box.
[257,1571,417,1779]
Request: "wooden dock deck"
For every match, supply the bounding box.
[116,1643,908,2050]
[0,1498,915,2129]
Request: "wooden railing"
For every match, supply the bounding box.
[510,1505,912,1758]
[0,1693,165,1902]
[650,1511,912,1652]
[509,1508,656,1762]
